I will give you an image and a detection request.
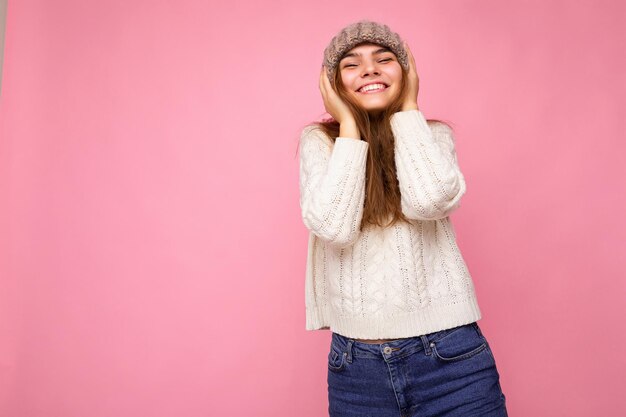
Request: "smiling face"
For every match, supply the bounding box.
[338,42,403,116]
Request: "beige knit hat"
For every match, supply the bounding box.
[323,20,409,86]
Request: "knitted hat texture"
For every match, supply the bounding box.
[323,20,409,86]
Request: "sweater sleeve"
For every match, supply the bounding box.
[298,126,369,248]
[390,110,466,220]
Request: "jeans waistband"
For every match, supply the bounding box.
[330,322,481,362]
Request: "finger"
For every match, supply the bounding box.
[319,66,326,92]
[321,65,329,86]
[322,66,332,89]
[404,41,415,66]
[404,41,412,56]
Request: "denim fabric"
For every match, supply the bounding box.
[327,322,508,417]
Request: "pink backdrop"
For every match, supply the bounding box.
[1,1,625,416]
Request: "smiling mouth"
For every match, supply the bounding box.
[357,84,389,94]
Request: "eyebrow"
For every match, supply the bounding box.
[340,47,392,60]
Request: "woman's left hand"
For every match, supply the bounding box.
[402,41,419,111]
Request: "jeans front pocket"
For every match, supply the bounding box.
[430,322,488,363]
[328,345,347,372]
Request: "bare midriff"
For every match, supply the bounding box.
[354,338,403,344]
[322,327,405,344]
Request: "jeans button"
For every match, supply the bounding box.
[383,346,392,354]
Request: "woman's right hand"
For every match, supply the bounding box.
[319,65,355,125]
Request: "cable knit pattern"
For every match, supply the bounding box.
[299,110,481,339]
[299,132,368,248]
[390,109,466,220]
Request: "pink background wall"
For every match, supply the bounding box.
[1,1,625,416]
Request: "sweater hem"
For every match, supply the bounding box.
[306,295,482,339]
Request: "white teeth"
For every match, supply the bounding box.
[359,83,387,92]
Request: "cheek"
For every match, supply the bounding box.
[340,72,357,90]
[381,61,402,81]
[388,67,403,84]
[389,70,403,95]
[387,82,402,100]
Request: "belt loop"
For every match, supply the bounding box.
[473,322,484,337]
[421,335,432,355]
[345,339,354,363]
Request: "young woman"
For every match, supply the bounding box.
[298,20,509,416]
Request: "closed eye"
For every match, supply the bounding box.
[344,58,393,68]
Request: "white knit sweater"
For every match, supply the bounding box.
[298,109,482,339]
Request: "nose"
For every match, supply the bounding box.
[360,60,381,77]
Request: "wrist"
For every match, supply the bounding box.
[401,102,419,111]
[340,117,356,126]
[339,119,360,140]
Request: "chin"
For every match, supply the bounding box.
[361,102,390,112]
[356,96,397,113]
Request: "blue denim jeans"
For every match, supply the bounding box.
[327,322,508,417]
